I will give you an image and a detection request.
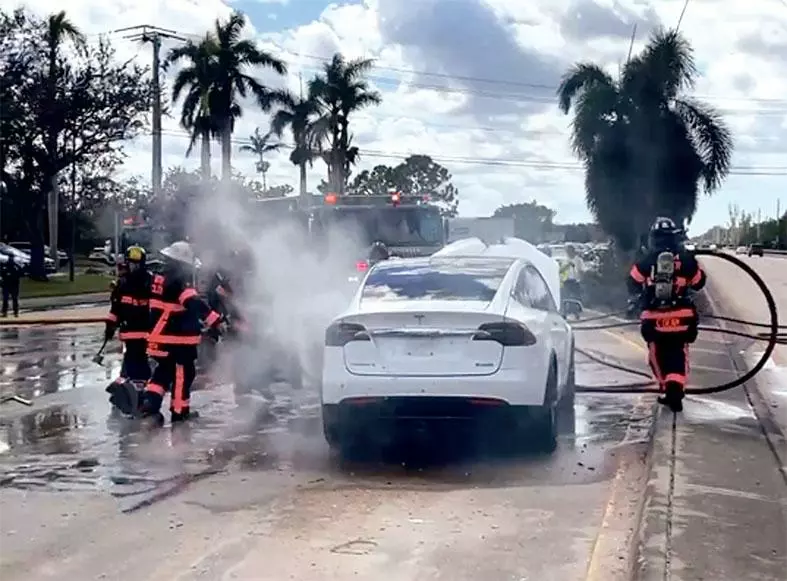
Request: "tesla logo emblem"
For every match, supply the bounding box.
[413,315,425,324]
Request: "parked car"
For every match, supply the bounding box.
[8,241,67,268]
[0,243,56,272]
[735,246,747,255]
[321,241,573,457]
[748,243,764,257]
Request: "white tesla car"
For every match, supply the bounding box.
[320,245,575,455]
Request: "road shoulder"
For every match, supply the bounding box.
[634,292,787,581]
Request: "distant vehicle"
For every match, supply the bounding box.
[748,243,764,257]
[0,243,56,272]
[735,246,747,255]
[709,243,718,251]
[9,242,67,267]
[320,238,573,456]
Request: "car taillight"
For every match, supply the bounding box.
[325,322,371,346]
[356,260,369,272]
[473,322,536,346]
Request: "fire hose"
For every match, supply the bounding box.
[571,250,782,394]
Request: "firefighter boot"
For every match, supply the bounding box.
[657,382,684,413]
[170,409,199,423]
[137,390,165,426]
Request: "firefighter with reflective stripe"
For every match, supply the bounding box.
[139,241,223,424]
[104,246,153,414]
[628,217,707,413]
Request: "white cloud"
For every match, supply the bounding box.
[5,0,787,231]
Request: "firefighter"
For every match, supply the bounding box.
[138,241,224,425]
[104,246,153,415]
[368,240,390,264]
[628,217,706,413]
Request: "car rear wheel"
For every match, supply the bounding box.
[532,364,559,453]
[559,347,576,411]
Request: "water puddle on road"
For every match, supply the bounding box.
[0,325,657,506]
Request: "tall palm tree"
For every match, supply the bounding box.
[269,85,325,203]
[209,11,289,183]
[240,127,281,191]
[309,54,381,194]
[43,11,85,273]
[556,28,733,250]
[167,34,219,181]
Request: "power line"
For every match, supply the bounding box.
[676,0,692,31]
[155,129,787,176]
[95,26,787,108]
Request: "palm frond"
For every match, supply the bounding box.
[556,63,615,114]
[673,98,733,192]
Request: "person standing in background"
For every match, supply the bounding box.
[1,254,22,317]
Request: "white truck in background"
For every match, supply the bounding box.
[445,216,517,245]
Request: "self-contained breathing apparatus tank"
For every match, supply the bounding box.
[652,251,677,306]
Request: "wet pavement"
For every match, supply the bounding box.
[0,320,747,581]
[0,324,664,504]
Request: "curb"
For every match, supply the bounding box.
[584,393,661,581]
[0,316,105,327]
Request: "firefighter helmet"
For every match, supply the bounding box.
[125,245,146,265]
[160,241,197,267]
[649,217,679,250]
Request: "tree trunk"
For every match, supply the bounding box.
[48,175,59,266]
[200,133,211,180]
[221,124,232,184]
[299,163,308,207]
[262,169,267,192]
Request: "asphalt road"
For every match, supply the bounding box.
[0,295,777,581]
[0,321,670,581]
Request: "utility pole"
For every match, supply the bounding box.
[113,25,186,199]
[69,133,77,282]
[756,208,761,241]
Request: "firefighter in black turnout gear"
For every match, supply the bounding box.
[105,246,153,415]
[628,217,707,413]
[139,241,223,424]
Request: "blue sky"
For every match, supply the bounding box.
[10,0,786,233]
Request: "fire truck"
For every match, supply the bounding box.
[253,191,446,259]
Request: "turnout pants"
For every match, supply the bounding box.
[141,346,198,421]
[120,339,151,382]
[647,340,689,394]
[640,307,699,396]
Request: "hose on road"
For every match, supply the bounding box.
[572,250,781,395]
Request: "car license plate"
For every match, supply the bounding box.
[401,338,437,357]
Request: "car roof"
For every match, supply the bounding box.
[371,255,517,273]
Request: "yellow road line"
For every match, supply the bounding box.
[601,329,646,353]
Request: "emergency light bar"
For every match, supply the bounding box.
[322,192,431,207]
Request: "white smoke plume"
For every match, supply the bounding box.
[185,184,367,402]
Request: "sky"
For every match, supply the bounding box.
[5,0,787,233]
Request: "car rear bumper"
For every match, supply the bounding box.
[320,365,549,407]
[322,397,544,432]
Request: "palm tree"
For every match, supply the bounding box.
[240,128,281,191]
[43,11,85,275]
[269,85,325,203]
[167,34,219,181]
[209,11,289,183]
[556,28,733,251]
[309,54,381,194]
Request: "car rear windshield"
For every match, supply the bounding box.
[361,258,513,302]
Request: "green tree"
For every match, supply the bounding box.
[310,54,381,194]
[239,127,281,190]
[43,11,86,268]
[349,155,459,216]
[169,11,289,183]
[167,33,220,180]
[493,201,556,242]
[0,8,152,277]
[269,85,326,202]
[348,164,397,195]
[557,28,733,251]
